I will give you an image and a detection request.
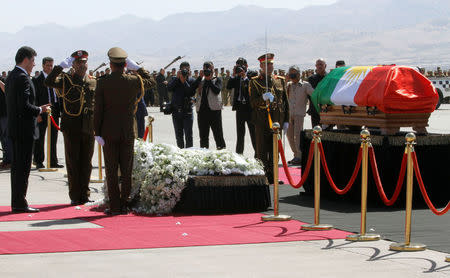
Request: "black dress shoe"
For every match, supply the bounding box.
[51,164,64,168]
[278,180,285,185]
[36,163,45,169]
[70,200,79,206]
[12,207,40,213]
[104,208,121,216]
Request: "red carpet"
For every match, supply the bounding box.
[278,166,301,185]
[0,204,351,255]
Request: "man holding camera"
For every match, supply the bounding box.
[227,57,255,154]
[193,61,226,150]
[249,53,289,184]
[167,61,196,148]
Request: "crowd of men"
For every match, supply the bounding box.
[1,44,356,215]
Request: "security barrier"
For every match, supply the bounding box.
[276,125,449,252]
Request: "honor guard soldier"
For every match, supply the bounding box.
[94,47,155,215]
[45,50,96,205]
[249,53,289,184]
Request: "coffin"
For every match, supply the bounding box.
[311,65,439,134]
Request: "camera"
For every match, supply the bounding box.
[235,66,244,74]
[203,69,212,77]
[162,101,172,115]
[181,68,189,77]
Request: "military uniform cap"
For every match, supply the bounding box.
[258,53,274,64]
[71,50,89,61]
[107,47,128,63]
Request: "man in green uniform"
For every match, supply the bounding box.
[94,47,155,215]
[249,53,289,184]
[45,50,96,205]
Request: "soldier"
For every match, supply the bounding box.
[45,50,96,205]
[249,53,289,184]
[94,47,155,215]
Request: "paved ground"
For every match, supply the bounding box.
[0,105,449,277]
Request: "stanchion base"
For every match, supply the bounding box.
[90,180,104,183]
[38,168,58,172]
[261,214,292,221]
[301,224,333,231]
[389,242,426,252]
[445,256,450,262]
[346,233,380,242]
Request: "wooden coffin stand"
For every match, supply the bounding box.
[319,105,430,135]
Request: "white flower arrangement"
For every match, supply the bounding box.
[92,140,264,215]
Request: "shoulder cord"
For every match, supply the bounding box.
[55,74,86,117]
[133,74,145,114]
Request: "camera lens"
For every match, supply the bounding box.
[204,69,212,76]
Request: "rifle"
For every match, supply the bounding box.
[163,56,185,70]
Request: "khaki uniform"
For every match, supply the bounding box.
[249,74,289,183]
[45,66,96,203]
[94,68,155,212]
[286,81,314,159]
[221,74,231,106]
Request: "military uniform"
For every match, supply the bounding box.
[249,53,289,184]
[94,47,155,214]
[45,50,96,204]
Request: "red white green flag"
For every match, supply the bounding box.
[311,65,438,113]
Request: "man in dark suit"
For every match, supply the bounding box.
[32,57,63,169]
[6,46,50,213]
[227,57,256,154]
[94,47,155,215]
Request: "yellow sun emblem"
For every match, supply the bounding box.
[343,66,374,85]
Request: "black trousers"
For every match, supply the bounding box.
[197,109,226,149]
[10,136,34,209]
[235,110,256,154]
[63,131,94,202]
[103,137,134,212]
[33,117,59,165]
[172,111,193,149]
[136,114,146,139]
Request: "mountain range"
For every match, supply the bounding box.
[1,0,449,72]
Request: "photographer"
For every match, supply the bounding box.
[227,57,255,154]
[167,62,196,148]
[193,61,226,150]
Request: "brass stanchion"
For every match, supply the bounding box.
[301,126,333,231]
[446,256,450,262]
[346,129,380,241]
[261,122,291,221]
[390,133,426,252]
[147,116,154,143]
[90,143,104,183]
[39,108,57,172]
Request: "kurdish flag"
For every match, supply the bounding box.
[311,65,438,114]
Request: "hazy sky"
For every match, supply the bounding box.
[0,0,336,33]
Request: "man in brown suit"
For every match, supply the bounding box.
[249,53,289,184]
[94,47,155,215]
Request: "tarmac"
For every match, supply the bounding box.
[0,104,449,277]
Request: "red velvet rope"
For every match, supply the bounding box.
[143,126,149,141]
[49,115,60,131]
[412,151,450,215]
[368,147,406,206]
[318,142,361,195]
[278,139,314,189]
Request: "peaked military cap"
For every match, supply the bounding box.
[71,50,88,61]
[107,47,128,63]
[258,53,274,64]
